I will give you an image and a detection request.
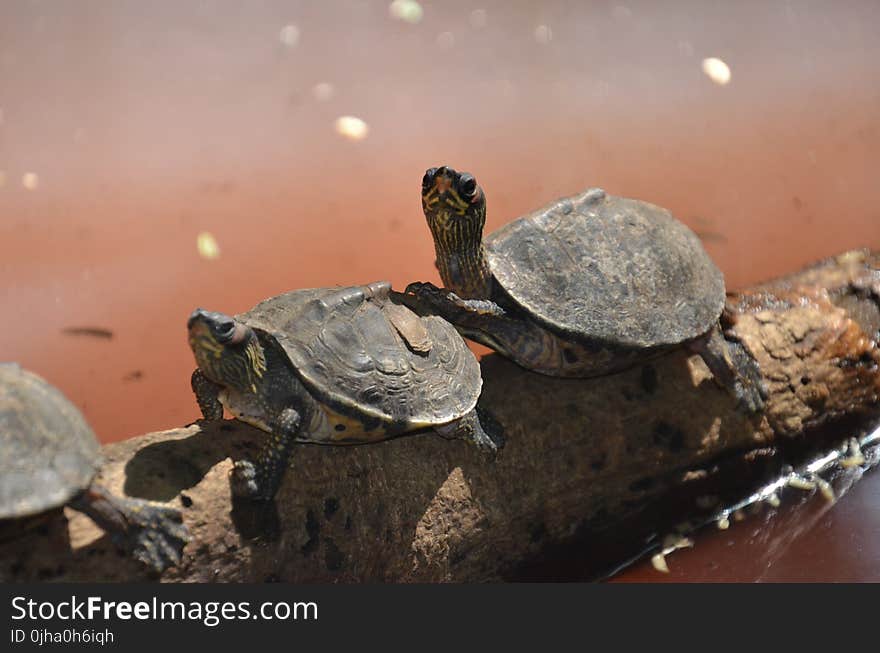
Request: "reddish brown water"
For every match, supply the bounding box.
[1,1,878,580]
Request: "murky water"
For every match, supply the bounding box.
[1,1,878,580]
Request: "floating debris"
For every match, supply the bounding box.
[312,82,335,102]
[62,327,114,340]
[534,24,553,45]
[22,173,39,190]
[701,57,731,85]
[651,552,669,573]
[766,493,781,508]
[334,115,369,141]
[469,9,487,29]
[279,24,300,48]
[389,0,423,24]
[717,516,730,530]
[839,438,865,468]
[816,477,835,503]
[436,31,455,49]
[197,232,221,260]
[123,370,144,382]
[787,475,816,491]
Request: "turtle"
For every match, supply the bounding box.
[0,363,190,572]
[187,280,501,502]
[401,165,767,412]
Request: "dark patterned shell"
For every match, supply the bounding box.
[238,285,481,427]
[0,364,100,519]
[485,188,725,348]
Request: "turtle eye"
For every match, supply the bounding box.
[422,168,438,191]
[458,173,477,197]
[216,320,236,342]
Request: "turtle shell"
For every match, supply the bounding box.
[238,284,481,428]
[0,364,100,519]
[485,188,725,348]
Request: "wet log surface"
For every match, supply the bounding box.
[2,250,879,582]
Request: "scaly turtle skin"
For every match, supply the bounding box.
[188,281,500,502]
[0,363,190,572]
[402,166,766,412]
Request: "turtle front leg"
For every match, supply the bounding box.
[689,326,768,413]
[231,407,302,501]
[403,281,507,318]
[69,485,190,572]
[191,369,224,421]
[434,407,505,456]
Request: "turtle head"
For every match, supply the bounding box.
[421,166,486,254]
[187,309,266,391]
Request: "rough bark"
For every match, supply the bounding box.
[2,250,878,582]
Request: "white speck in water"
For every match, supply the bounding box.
[334,115,369,141]
[436,31,455,49]
[611,5,632,20]
[469,9,487,29]
[279,24,300,48]
[22,173,39,190]
[197,232,221,260]
[701,57,731,85]
[677,40,694,57]
[389,0,423,24]
[534,24,553,44]
[312,82,335,102]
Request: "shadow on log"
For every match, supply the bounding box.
[1,250,878,582]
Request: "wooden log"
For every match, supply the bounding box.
[2,250,878,582]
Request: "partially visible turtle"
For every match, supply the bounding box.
[188,281,501,502]
[0,363,190,572]
[402,166,766,411]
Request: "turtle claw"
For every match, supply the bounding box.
[230,460,262,499]
[113,499,190,573]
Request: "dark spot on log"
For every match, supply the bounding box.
[220,423,234,432]
[450,548,467,565]
[35,524,49,536]
[197,544,210,556]
[334,424,346,432]
[37,567,56,580]
[640,365,658,394]
[324,539,345,571]
[563,348,579,363]
[652,421,685,453]
[801,375,811,385]
[621,388,634,401]
[324,497,339,519]
[264,573,281,583]
[385,528,394,543]
[590,454,607,472]
[10,560,24,575]
[344,515,352,531]
[180,494,193,508]
[301,509,320,556]
[529,522,547,543]
[564,403,580,417]
[629,477,655,492]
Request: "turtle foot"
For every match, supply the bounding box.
[230,460,265,500]
[118,500,191,572]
